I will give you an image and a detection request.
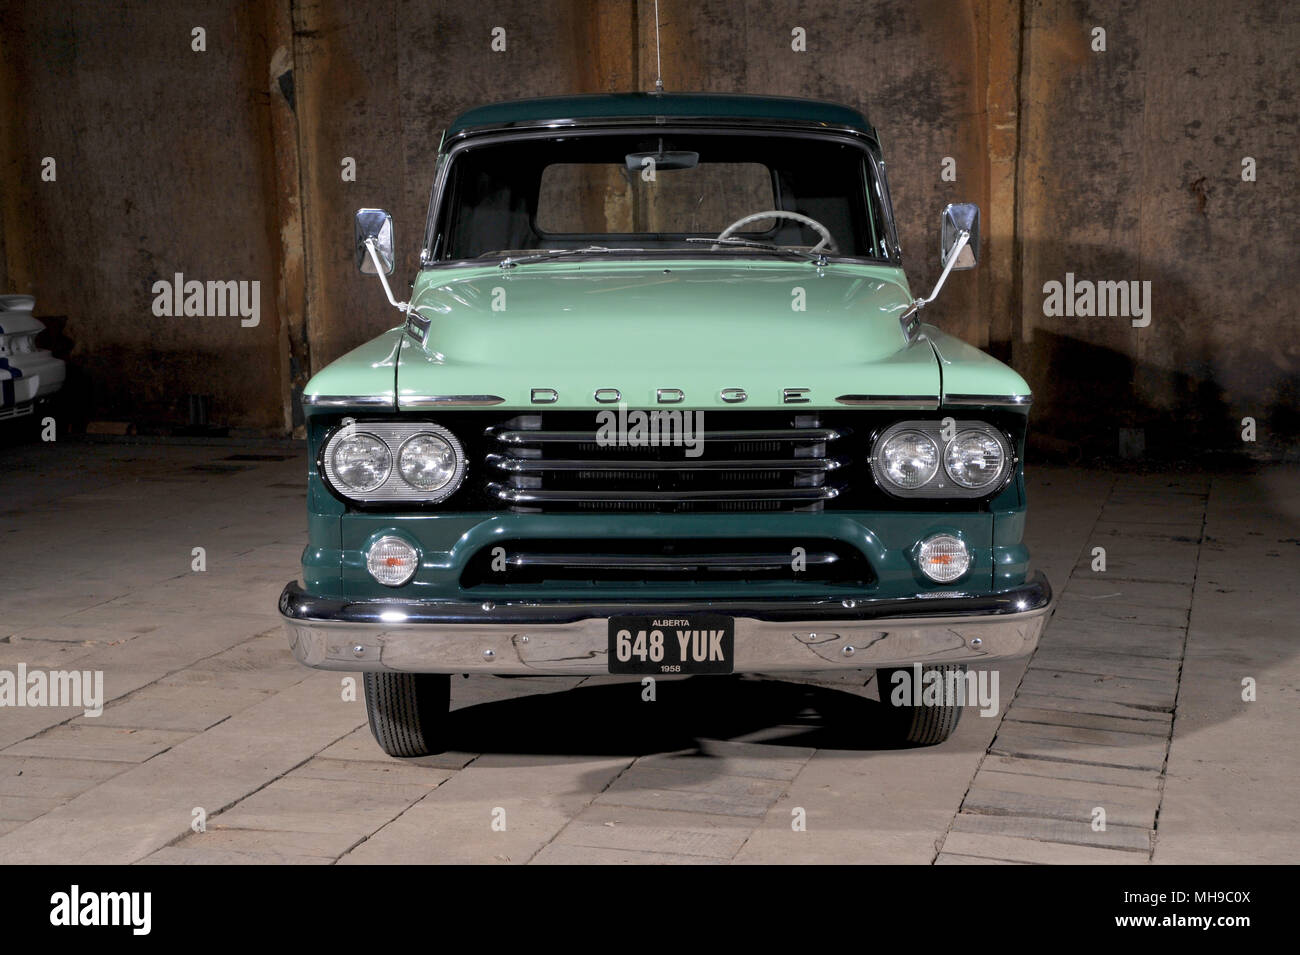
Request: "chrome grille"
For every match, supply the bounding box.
[482,412,844,512]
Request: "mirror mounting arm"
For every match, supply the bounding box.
[901,229,970,323]
[364,237,409,313]
[898,229,970,343]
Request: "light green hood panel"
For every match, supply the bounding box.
[304,266,1034,415]
[923,325,1032,402]
[397,259,935,410]
[303,327,402,408]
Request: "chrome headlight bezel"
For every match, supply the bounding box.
[870,419,1014,499]
[320,421,467,504]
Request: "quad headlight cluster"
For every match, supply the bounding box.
[870,419,1012,498]
[321,421,466,503]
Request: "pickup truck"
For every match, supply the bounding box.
[278,92,1052,756]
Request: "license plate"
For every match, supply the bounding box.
[608,614,735,675]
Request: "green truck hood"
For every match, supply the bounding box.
[396,259,936,410]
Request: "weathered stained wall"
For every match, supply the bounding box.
[0,0,1295,454]
[1015,0,1299,456]
[0,1,292,432]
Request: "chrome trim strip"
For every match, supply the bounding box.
[282,572,1049,627]
[504,551,840,571]
[530,388,558,404]
[593,388,622,403]
[943,394,1033,409]
[280,573,1052,674]
[446,117,879,144]
[491,427,840,444]
[486,453,843,473]
[656,388,684,404]
[397,394,506,408]
[487,483,839,505]
[303,395,395,409]
[835,395,941,409]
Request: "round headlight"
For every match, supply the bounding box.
[917,534,970,582]
[944,430,1006,489]
[367,535,419,587]
[878,430,939,489]
[399,432,459,492]
[330,433,391,491]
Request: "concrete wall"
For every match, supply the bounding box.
[1015,0,1299,457]
[0,1,292,433]
[0,0,1295,454]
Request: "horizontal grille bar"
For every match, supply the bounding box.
[507,551,840,571]
[491,428,841,445]
[487,483,839,504]
[458,537,876,588]
[487,452,843,473]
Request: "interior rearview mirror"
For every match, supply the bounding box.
[940,202,980,270]
[625,150,700,172]
[355,209,395,275]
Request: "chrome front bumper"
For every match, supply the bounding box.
[279,573,1052,675]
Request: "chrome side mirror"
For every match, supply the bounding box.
[940,202,979,270]
[354,208,407,313]
[355,208,395,275]
[898,202,981,341]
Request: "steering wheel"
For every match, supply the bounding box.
[715,210,838,254]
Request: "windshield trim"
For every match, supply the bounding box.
[428,248,887,272]
[444,115,878,146]
[420,124,902,270]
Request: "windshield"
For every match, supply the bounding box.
[427,129,895,264]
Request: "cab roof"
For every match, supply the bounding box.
[446,92,874,139]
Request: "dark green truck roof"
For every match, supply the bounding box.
[446,92,874,138]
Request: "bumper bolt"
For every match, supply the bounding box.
[842,645,856,657]
[842,599,857,609]
[482,649,495,660]
[482,601,495,612]
[970,637,983,648]
[352,645,365,658]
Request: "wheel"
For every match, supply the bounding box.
[363,672,451,757]
[875,664,965,746]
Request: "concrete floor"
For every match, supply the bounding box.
[0,439,1296,864]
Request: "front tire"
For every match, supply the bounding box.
[875,664,965,746]
[363,672,451,757]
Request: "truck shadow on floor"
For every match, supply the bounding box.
[439,675,938,757]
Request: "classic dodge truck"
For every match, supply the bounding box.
[279,93,1052,756]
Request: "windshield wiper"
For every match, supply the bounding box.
[684,236,830,265]
[498,246,649,269]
